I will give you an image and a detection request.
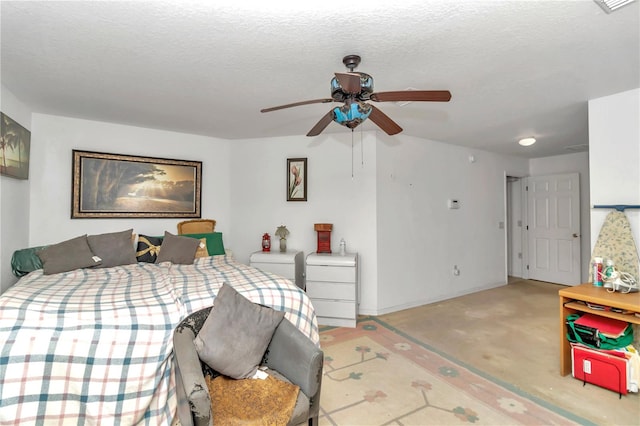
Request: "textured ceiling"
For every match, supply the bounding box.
[1,0,638,158]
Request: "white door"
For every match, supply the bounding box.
[527,173,581,285]
[507,177,524,278]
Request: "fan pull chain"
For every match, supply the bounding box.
[351,129,354,178]
[361,126,364,167]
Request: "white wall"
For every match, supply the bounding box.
[229,131,378,313]
[588,89,640,259]
[0,85,32,292]
[228,130,531,315]
[5,104,611,312]
[375,133,529,314]
[529,152,591,282]
[28,114,231,246]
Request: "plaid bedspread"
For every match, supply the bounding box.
[170,256,319,343]
[0,256,318,425]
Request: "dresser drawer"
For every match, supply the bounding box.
[311,299,356,320]
[250,262,294,280]
[249,250,305,290]
[306,281,355,301]
[306,265,355,283]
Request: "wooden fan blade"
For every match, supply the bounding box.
[334,72,362,94]
[261,98,334,113]
[370,90,452,102]
[368,105,403,135]
[307,111,335,136]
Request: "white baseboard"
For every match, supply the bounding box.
[358,281,507,316]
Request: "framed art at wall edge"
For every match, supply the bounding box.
[287,158,307,202]
[0,112,31,180]
[72,150,202,218]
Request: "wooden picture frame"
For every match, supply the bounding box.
[72,150,202,218]
[0,112,31,180]
[287,158,307,202]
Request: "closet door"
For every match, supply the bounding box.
[527,173,581,285]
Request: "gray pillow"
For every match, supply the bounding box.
[194,283,285,379]
[155,231,199,264]
[37,235,102,275]
[87,229,137,268]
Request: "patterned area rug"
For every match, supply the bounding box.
[318,317,594,425]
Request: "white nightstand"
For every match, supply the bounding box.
[249,250,305,290]
[306,252,358,328]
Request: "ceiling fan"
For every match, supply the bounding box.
[261,55,452,137]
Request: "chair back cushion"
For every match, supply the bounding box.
[193,283,285,379]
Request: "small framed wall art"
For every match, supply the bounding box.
[0,112,31,180]
[287,158,307,202]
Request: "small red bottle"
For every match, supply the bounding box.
[593,257,603,286]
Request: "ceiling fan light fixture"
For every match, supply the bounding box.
[333,101,372,129]
[593,0,637,13]
[261,54,452,137]
[518,137,536,147]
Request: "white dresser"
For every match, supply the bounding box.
[305,252,358,328]
[249,250,305,290]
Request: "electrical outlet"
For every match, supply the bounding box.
[453,265,460,276]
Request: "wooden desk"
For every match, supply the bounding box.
[558,283,640,376]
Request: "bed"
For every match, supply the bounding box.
[0,252,318,425]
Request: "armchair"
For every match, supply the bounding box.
[173,306,323,426]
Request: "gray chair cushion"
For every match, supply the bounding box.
[193,283,285,379]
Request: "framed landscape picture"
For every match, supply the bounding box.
[72,150,202,218]
[0,112,31,180]
[287,158,307,201]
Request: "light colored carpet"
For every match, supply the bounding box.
[318,317,592,425]
[378,280,639,425]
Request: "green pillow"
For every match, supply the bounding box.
[182,232,225,256]
[11,245,47,277]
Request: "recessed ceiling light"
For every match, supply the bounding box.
[518,137,536,147]
[594,0,637,13]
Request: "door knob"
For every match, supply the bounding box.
[573,233,580,238]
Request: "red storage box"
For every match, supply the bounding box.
[571,344,628,396]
